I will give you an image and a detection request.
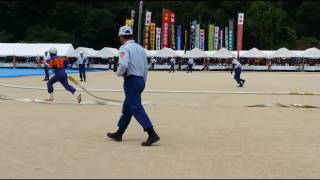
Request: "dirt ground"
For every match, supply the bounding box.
[0,70,320,179]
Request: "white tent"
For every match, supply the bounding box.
[153,47,177,58]
[95,47,118,58]
[67,47,98,57]
[185,48,207,58]
[241,47,267,58]
[270,47,299,59]
[10,43,74,57]
[145,49,157,57]
[209,48,234,59]
[301,47,320,59]
[0,43,23,57]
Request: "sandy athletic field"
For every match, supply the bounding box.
[0,71,320,178]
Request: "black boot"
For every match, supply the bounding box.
[141,127,160,146]
[106,128,125,142]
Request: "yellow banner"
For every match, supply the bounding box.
[125,19,133,26]
[150,23,156,50]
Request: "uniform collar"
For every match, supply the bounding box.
[124,40,135,45]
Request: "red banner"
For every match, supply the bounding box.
[161,9,172,49]
[236,13,244,51]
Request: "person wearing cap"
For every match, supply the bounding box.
[43,51,50,81]
[169,56,176,73]
[76,51,87,82]
[231,56,245,87]
[106,26,160,146]
[45,47,82,103]
[187,57,194,73]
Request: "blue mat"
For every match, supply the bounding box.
[0,68,81,78]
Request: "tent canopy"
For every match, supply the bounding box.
[95,47,118,58]
[67,47,98,57]
[0,43,74,57]
[209,48,234,59]
[270,47,299,58]
[153,47,177,58]
[241,47,267,58]
[301,47,320,59]
[185,48,207,58]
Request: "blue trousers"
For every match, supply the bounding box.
[117,76,153,131]
[47,69,76,94]
[234,67,244,85]
[44,65,49,79]
[169,63,175,72]
[187,63,193,72]
[79,64,86,81]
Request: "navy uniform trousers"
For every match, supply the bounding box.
[47,69,76,94]
[79,64,86,81]
[234,67,243,85]
[117,75,153,131]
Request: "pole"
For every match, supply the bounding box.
[138,0,143,45]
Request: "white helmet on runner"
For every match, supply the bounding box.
[49,47,57,55]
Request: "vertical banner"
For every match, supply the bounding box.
[225,27,228,49]
[150,23,156,50]
[237,13,244,51]
[156,27,161,50]
[125,19,133,26]
[184,30,188,54]
[137,0,143,45]
[208,24,214,51]
[195,24,200,48]
[176,25,182,50]
[214,26,219,50]
[131,10,135,28]
[190,20,197,49]
[143,11,152,49]
[219,29,223,49]
[161,9,171,48]
[228,19,234,51]
[170,12,176,49]
[199,29,205,50]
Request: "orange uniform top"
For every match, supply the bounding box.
[48,56,65,69]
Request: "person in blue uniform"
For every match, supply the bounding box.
[231,57,245,87]
[107,26,160,146]
[44,47,82,103]
[77,51,87,82]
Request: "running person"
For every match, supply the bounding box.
[44,47,82,103]
[107,26,160,146]
[231,57,245,87]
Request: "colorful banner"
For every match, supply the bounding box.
[199,29,205,50]
[156,27,161,50]
[237,13,244,51]
[150,23,156,50]
[144,25,150,49]
[228,19,234,51]
[214,26,219,50]
[195,24,200,48]
[225,27,228,49]
[125,19,133,26]
[176,25,182,50]
[190,20,197,49]
[145,11,151,26]
[161,9,171,48]
[208,24,214,51]
[184,30,188,54]
[219,29,223,49]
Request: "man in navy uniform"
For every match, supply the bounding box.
[231,56,245,87]
[107,26,160,146]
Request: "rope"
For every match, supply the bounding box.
[1,82,320,96]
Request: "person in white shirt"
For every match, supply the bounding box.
[43,51,50,81]
[169,57,176,73]
[187,58,194,73]
[76,51,87,82]
[231,57,245,87]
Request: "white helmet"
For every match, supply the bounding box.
[49,47,57,55]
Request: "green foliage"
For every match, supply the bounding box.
[0,1,318,50]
